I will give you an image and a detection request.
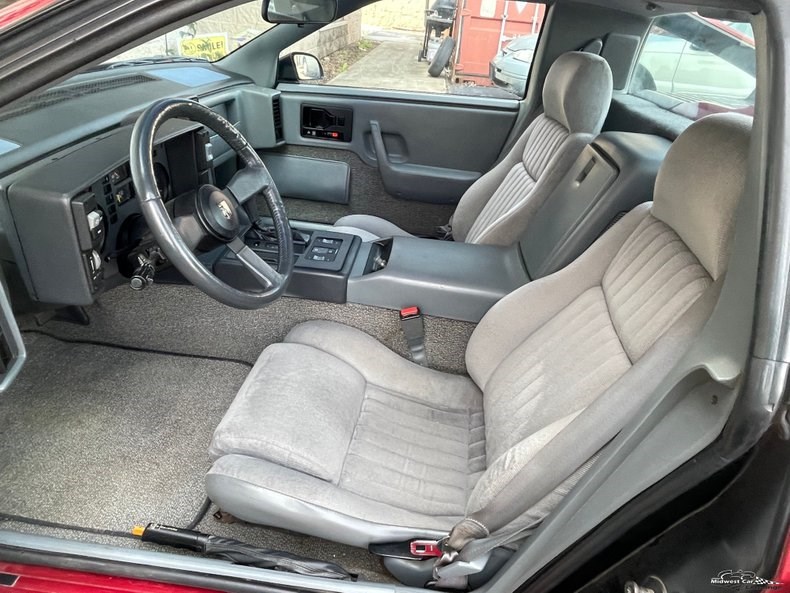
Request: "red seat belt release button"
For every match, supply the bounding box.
[399,306,427,366]
[409,540,443,558]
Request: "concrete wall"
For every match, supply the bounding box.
[284,16,362,59]
[361,0,427,32]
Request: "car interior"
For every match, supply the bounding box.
[0,0,772,590]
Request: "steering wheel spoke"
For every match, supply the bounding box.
[172,213,207,251]
[225,165,271,205]
[170,190,208,251]
[228,237,282,290]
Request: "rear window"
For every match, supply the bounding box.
[631,13,755,120]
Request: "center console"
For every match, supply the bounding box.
[214,225,362,303]
[213,220,528,321]
[348,237,527,322]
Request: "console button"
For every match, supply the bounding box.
[310,246,337,256]
[315,237,342,248]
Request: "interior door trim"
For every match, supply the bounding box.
[276,83,520,111]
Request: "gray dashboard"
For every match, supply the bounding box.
[0,64,284,308]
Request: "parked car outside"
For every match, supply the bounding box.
[489,33,538,96]
[491,18,754,106]
[635,31,755,107]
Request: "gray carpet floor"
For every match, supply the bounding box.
[6,284,476,582]
[0,326,397,581]
[21,283,475,375]
[0,333,248,530]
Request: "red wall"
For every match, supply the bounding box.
[453,0,544,86]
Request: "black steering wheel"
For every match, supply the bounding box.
[130,98,293,309]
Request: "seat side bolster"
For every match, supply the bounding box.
[331,224,381,242]
[452,124,534,243]
[206,454,454,548]
[469,133,591,247]
[208,343,366,483]
[466,204,652,389]
[333,214,414,241]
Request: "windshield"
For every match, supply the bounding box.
[104,0,272,64]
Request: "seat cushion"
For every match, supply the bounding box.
[208,321,483,544]
[333,214,415,241]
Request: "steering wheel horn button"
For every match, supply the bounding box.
[217,200,233,220]
[196,184,240,242]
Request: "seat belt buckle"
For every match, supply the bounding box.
[368,538,446,560]
[409,539,444,558]
[436,224,453,240]
[399,306,427,366]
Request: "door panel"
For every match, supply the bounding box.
[261,144,458,236]
[272,84,519,230]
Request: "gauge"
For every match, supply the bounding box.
[153,163,170,200]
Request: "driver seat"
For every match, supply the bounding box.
[207,114,751,548]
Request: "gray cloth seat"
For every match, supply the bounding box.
[208,114,752,548]
[332,51,613,246]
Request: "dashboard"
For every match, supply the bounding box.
[5,122,208,305]
[0,64,284,308]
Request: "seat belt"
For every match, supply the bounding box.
[430,523,540,588]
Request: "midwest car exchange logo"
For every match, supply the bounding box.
[710,569,784,590]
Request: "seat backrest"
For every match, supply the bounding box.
[460,113,752,534]
[451,51,613,246]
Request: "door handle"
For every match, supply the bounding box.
[369,120,391,167]
[367,119,481,203]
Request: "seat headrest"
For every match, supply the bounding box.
[652,113,752,280]
[542,51,613,134]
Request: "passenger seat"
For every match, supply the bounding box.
[334,51,614,245]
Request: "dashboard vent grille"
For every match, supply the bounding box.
[0,75,156,121]
[272,96,283,142]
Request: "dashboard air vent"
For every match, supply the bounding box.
[272,96,283,142]
[0,75,156,122]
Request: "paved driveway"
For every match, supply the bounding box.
[328,33,447,93]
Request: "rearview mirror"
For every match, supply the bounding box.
[263,0,337,24]
[278,52,324,82]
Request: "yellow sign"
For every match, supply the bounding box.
[180,34,229,61]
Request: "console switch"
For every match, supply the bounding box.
[305,237,341,262]
[315,237,342,248]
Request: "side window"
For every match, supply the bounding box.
[283,0,545,98]
[631,13,755,119]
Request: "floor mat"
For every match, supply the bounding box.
[0,333,249,531]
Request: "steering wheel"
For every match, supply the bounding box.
[130,98,293,309]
